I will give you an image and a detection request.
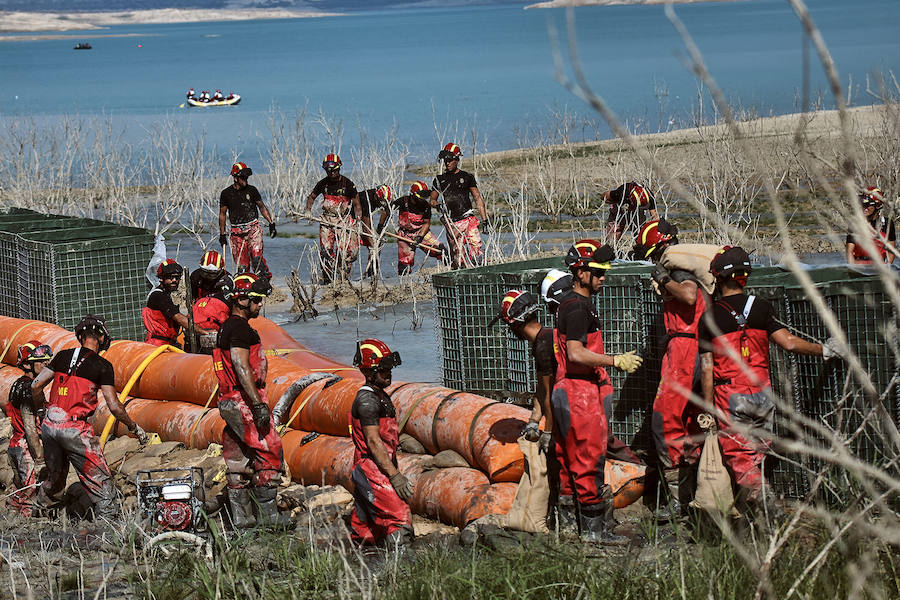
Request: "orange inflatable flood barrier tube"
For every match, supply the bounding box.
[92,396,515,528]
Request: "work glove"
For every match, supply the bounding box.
[414,234,425,247]
[250,402,271,432]
[538,431,553,455]
[481,218,492,234]
[130,423,149,445]
[522,421,541,442]
[613,351,643,374]
[218,233,228,247]
[822,336,847,361]
[268,222,277,238]
[651,263,672,287]
[389,472,414,501]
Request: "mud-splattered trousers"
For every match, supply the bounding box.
[397,210,442,271]
[446,215,482,269]
[230,219,265,272]
[7,437,37,516]
[319,194,360,277]
[36,415,117,518]
[710,323,774,501]
[218,390,284,489]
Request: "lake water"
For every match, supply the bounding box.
[2,0,898,166]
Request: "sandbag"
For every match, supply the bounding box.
[659,243,722,294]
[691,413,738,517]
[505,437,550,533]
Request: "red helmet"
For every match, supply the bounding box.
[565,239,613,271]
[709,246,752,280]
[375,184,393,203]
[353,338,402,370]
[635,218,678,260]
[859,186,884,209]
[438,143,462,161]
[489,290,540,327]
[410,181,430,199]
[323,153,342,171]
[157,258,182,279]
[231,162,252,178]
[231,272,272,302]
[17,339,53,369]
[199,250,225,273]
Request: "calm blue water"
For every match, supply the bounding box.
[1,0,898,166]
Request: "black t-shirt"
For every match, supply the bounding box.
[392,194,432,219]
[48,348,115,387]
[607,181,657,211]
[358,188,387,219]
[555,291,601,345]
[846,215,897,245]
[698,294,784,351]
[217,315,260,350]
[220,184,263,225]
[351,386,395,427]
[147,288,180,320]
[190,269,228,299]
[9,375,31,411]
[433,169,478,221]
[311,175,358,200]
[532,327,556,377]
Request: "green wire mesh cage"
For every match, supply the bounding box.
[0,209,154,341]
[432,258,900,499]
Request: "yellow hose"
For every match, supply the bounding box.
[99,344,184,448]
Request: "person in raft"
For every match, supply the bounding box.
[348,339,414,547]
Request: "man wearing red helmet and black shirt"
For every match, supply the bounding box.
[634,218,708,521]
[430,143,489,269]
[394,181,446,275]
[552,240,642,542]
[846,186,897,265]
[144,259,213,348]
[699,247,842,516]
[190,250,230,300]
[348,339,413,546]
[213,273,291,529]
[5,341,52,516]
[31,315,148,519]
[219,162,277,275]
[305,154,362,281]
[604,181,659,241]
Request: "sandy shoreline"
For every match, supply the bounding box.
[0,8,341,34]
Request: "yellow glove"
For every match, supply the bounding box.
[613,351,643,374]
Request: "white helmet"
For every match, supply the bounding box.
[541,269,573,306]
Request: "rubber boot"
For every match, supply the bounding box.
[383,527,413,549]
[677,463,698,518]
[202,490,227,517]
[551,495,578,535]
[653,469,681,522]
[227,487,257,529]
[252,486,293,530]
[577,501,628,546]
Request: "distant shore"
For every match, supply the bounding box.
[526,0,735,8]
[0,8,341,35]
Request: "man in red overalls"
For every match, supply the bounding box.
[846,186,897,265]
[304,154,362,282]
[552,240,642,542]
[213,273,291,529]
[394,181,445,275]
[5,341,53,516]
[31,315,148,519]
[143,258,213,348]
[634,219,707,520]
[219,162,277,275]
[699,247,842,517]
[430,143,489,269]
[348,339,413,546]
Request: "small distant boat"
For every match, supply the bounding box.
[186,94,241,107]
[73,42,92,50]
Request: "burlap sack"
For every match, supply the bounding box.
[505,437,550,533]
[691,413,739,517]
[659,243,722,295]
